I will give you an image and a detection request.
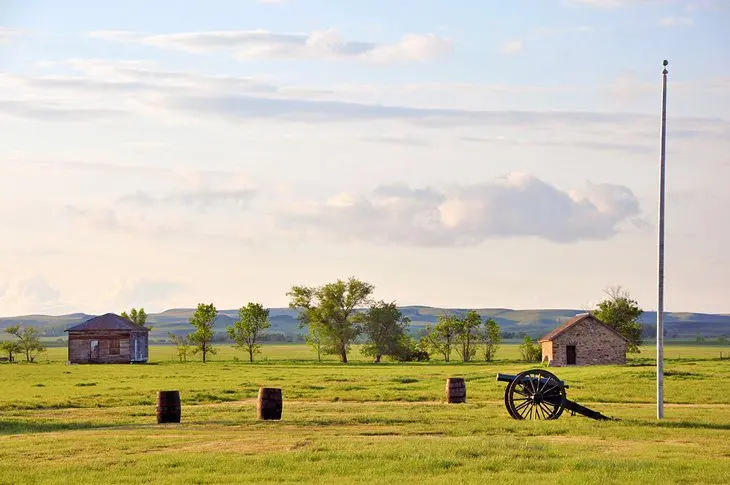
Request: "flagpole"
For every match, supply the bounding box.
[657,59,668,420]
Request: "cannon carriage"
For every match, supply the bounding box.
[496,369,612,421]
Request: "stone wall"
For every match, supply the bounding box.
[545,318,627,366]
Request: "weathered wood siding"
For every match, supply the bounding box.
[130,332,148,363]
[545,318,627,367]
[67,330,148,364]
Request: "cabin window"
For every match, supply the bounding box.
[109,339,120,355]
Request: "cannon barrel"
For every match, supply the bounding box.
[496,372,569,389]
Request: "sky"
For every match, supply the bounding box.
[0,0,728,316]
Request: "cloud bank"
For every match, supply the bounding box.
[88,29,453,63]
[282,173,642,245]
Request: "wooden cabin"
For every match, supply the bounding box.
[65,313,149,364]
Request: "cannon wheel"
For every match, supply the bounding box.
[504,369,566,420]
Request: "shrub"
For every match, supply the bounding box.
[518,336,542,363]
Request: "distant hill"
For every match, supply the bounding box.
[1,306,729,342]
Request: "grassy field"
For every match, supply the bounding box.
[1,344,729,484]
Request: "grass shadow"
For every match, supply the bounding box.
[0,419,117,435]
[627,419,730,431]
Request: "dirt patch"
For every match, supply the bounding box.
[174,438,293,454]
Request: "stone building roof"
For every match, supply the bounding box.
[65,313,150,333]
[538,312,630,343]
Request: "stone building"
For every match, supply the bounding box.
[65,313,149,364]
[539,313,628,366]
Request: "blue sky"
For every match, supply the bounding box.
[0,0,728,315]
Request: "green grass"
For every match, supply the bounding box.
[1,344,729,484]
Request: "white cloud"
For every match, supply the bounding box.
[281,173,642,245]
[87,29,453,63]
[659,16,694,26]
[1,60,727,150]
[0,275,69,316]
[362,34,453,63]
[57,168,643,246]
[0,27,24,44]
[119,188,257,210]
[60,171,259,243]
[569,0,671,7]
[107,279,187,310]
[499,39,524,55]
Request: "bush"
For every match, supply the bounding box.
[395,349,430,362]
[519,336,542,363]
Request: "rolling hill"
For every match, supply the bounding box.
[1,306,729,342]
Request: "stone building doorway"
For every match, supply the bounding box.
[566,345,576,365]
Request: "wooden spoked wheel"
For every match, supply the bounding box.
[504,369,566,420]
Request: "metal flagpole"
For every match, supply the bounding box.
[657,59,668,420]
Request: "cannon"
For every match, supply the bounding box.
[496,369,612,421]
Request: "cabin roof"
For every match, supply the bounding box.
[538,312,629,343]
[65,313,149,333]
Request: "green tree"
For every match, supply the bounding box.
[287,277,374,363]
[482,317,502,362]
[304,322,325,362]
[454,310,481,363]
[5,325,46,362]
[593,286,643,353]
[518,336,542,363]
[188,303,217,363]
[1,340,22,363]
[424,313,457,362]
[227,302,271,363]
[167,332,191,363]
[360,301,411,363]
[121,308,152,330]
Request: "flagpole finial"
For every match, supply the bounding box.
[663,59,669,74]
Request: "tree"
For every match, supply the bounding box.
[287,277,374,363]
[5,325,46,362]
[519,336,542,362]
[304,322,325,362]
[593,286,643,353]
[1,340,22,363]
[454,310,481,363]
[227,302,271,363]
[188,303,217,363]
[482,317,502,362]
[168,332,191,363]
[423,313,457,362]
[121,308,152,330]
[360,301,411,363]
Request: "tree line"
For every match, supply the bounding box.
[0,279,645,364]
[157,278,645,364]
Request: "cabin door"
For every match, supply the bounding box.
[566,345,576,365]
[90,340,100,361]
